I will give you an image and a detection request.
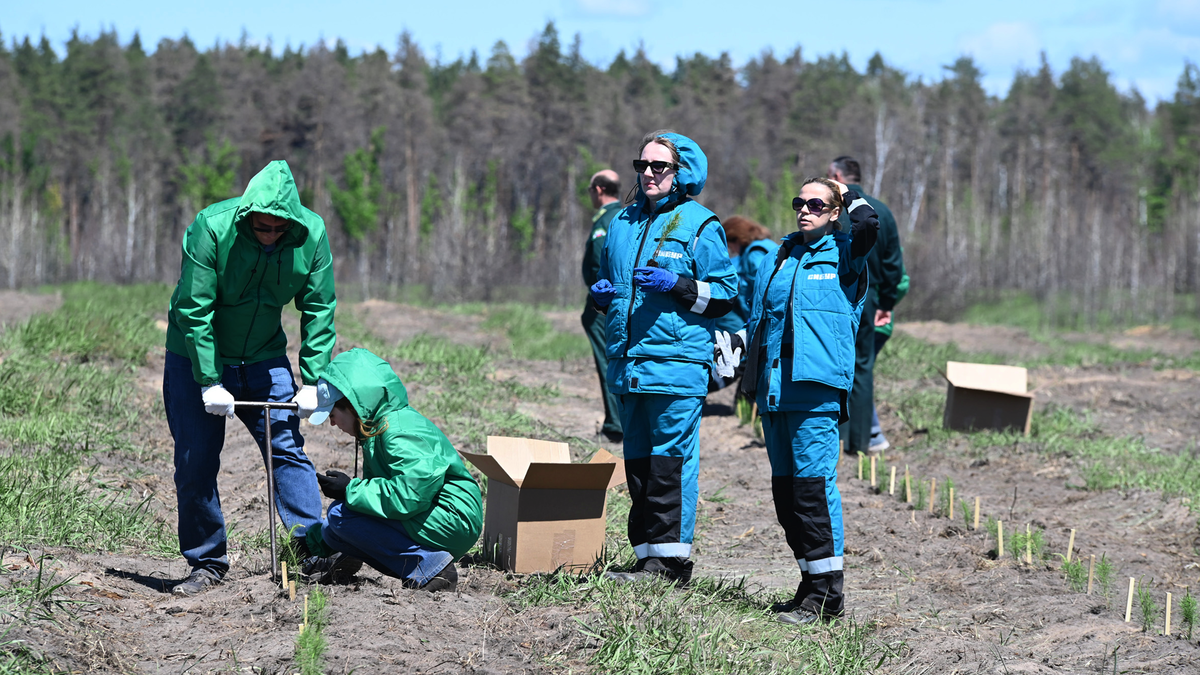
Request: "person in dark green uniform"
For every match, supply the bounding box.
[827,157,904,456]
[582,169,624,442]
[301,348,483,592]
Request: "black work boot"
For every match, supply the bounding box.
[771,578,811,614]
[301,552,363,585]
[418,561,458,593]
[172,568,222,596]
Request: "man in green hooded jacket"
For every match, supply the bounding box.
[163,160,337,596]
[301,348,483,591]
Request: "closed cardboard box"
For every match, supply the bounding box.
[943,361,1034,435]
[460,437,625,574]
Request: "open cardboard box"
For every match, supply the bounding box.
[460,436,625,574]
[942,361,1034,435]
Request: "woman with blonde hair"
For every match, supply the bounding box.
[716,177,878,623]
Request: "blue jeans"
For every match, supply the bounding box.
[163,351,323,577]
[321,502,452,587]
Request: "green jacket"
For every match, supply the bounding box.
[875,253,909,338]
[307,348,483,559]
[582,201,621,289]
[166,160,337,386]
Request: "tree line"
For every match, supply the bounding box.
[1,23,1198,322]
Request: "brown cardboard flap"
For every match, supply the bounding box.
[944,385,1034,435]
[521,462,615,490]
[458,451,520,487]
[589,449,627,489]
[486,436,570,483]
[945,361,1028,395]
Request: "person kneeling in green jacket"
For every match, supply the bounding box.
[299,348,483,592]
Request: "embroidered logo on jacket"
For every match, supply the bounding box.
[656,251,683,259]
[807,273,836,280]
[592,229,606,239]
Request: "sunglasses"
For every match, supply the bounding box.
[632,159,678,175]
[792,197,830,213]
[253,222,292,234]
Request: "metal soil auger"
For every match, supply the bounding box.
[234,399,298,584]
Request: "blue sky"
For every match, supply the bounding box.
[6,0,1200,102]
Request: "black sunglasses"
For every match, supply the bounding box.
[792,197,830,213]
[253,221,293,234]
[633,159,679,175]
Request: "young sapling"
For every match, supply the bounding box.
[1181,590,1197,640]
[1061,555,1087,593]
[1137,579,1158,633]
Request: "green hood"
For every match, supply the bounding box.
[307,348,483,560]
[232,160,312,249]
[165,160,338,386]
[319,348,410,422]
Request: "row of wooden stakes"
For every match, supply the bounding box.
[854,454,1189,634]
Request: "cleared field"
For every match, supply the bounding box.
[1,286,1198,673]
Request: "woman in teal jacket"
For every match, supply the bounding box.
[589,131,738,583]
[713,215,779,391]
[717,177,877,623]
[301,348,483,591]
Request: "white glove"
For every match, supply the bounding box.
[201,384,236,419]
[291,384,318,419]
[714,330,742,380]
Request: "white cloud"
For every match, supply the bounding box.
[958,21,1042,69]
[573,0,653,18]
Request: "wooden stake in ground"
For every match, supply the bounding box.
[304,594,310,628]
[1025,524,1033,564]
[858,454,864,480]
[1087,555,1096,594]
[949,487,955,521]
[973,496,981,531]
[889,466,897,495]
[997,520,1004,559]
[929,478,936,513]
[1125,578,1136,622]
[1166,592,1173,636]
[905,465,912,503]
[289,580,297,602]
[1066,528,1076,563]
[281,561,288,590]
[870,456,877,488]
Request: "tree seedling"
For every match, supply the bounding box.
[1137,579,1158,632]
[1095,554,1115,604]
[1061,555,1087,593]
[1181,590,1197,640]
[913,479,928,512]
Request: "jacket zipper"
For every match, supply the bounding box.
[622,211,657,358]
[239,249,272,360]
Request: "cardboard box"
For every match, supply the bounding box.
[942,361,1034,435]
[460,437,625,574]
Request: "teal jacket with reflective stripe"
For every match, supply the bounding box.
[597,133,738,397]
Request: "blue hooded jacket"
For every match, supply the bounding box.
[741,192,879,417]
[598,133,739,397]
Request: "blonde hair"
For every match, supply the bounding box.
[333,398,388,440]
[800,177,846,229]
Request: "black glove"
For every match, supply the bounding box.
[317,470,351,501]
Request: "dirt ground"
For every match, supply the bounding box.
[4,295,1200,673]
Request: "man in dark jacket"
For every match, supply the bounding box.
[828,156,904,455]
[164,160,337,595]
[581,169,623,442]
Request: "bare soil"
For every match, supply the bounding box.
[5,296,1200,673]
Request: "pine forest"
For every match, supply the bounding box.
[2,23,1199,322]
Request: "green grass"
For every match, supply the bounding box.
[507,574,899,673]
[482,304,591,361]
[338,310,563,449]
[0,283,176,554]
[295,586,329,675]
